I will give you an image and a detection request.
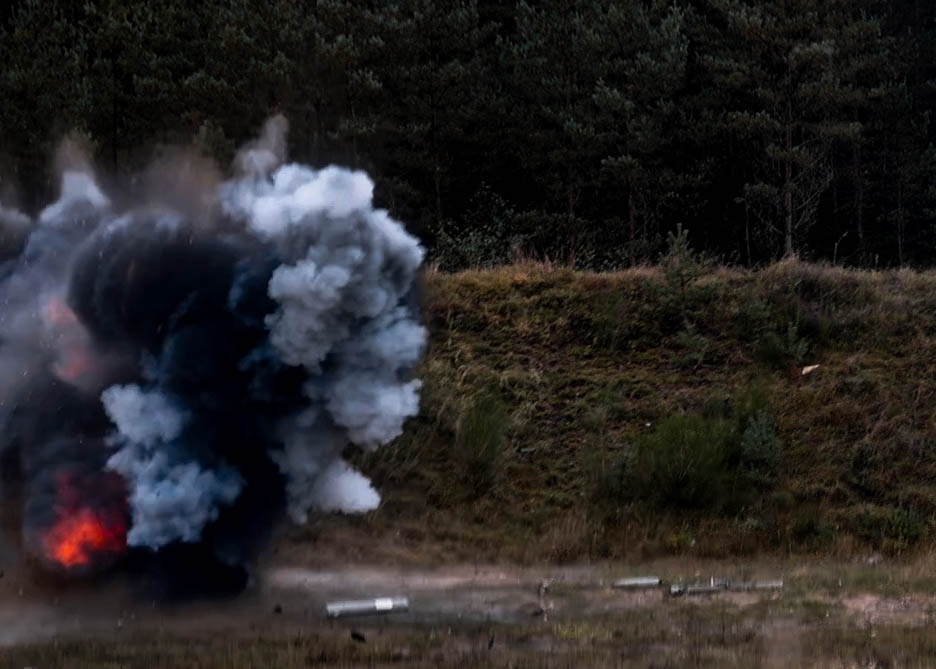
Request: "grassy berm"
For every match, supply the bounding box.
[280,258,936,565]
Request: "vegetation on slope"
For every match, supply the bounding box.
[287,255,936,564]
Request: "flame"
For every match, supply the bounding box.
[42,507,127,568]
[36,469,129,572]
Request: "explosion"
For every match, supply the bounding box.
[44,509,123,568]
[0,117,426,594]
[25,466,129,574]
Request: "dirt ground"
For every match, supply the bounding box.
[2,530,936,667]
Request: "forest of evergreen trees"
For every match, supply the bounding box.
[1,0,935,268]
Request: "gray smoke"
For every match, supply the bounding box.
[218,125,426,527]
[0,117,426,569]
[100,384,245,549]
[0,201,30,236]
[0,168,109,402]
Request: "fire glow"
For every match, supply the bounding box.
[34,469,129,573]
[42,295,99,387]
[42,506,127,569]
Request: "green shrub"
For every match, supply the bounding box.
[582,436,631,514]
[589,290,628,352]
[617,384,784,514]
[660,224,709,294]
[432,185,519,270]
[850,505,927,552]
[790,503,835,549]
[626,414,739,511]
[740,411,782,485]
[675,321,711,369]
[887,507,927,550]
[452,390,506,501]
[757,322,810,371]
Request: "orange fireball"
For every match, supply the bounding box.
[42,507,127,569]
[35,468,129,573]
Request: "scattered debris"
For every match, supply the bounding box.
[612,577,662,590]
[670,577,784,597]
[801,364,820,375]
[326,597,409,618]
[728,580,784,592]
[669,583,713,597]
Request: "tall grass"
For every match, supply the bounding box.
[452,390,506,502]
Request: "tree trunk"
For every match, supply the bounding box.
[627,185,636,265]
[896,180,904,265]
[783,96,794,258]
[435,162,443,226]
[853,142,865,256]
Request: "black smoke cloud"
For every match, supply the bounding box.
[0,117,426,595]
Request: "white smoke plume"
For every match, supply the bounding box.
[219,140,426,525]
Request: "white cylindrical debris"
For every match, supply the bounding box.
[612,577,662,589]
[325,597,410,618]
[727,580,784,592]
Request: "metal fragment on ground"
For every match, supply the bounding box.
[727,579,784,592]
[670,578,784,596]
[325,597,410,618]
[684,584,725,596]
[612,577,662,589]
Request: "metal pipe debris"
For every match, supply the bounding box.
[727,579,784,592]
[612,577,662,589]
[325,597,410,618]
[684,584,724,596]
[670,578,784,596]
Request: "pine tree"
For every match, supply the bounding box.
[704,0,892,259]
[591,1,689,262]
[365,0,494,239]
[0,0,87,204]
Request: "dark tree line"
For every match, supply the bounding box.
[1,0,935,268]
